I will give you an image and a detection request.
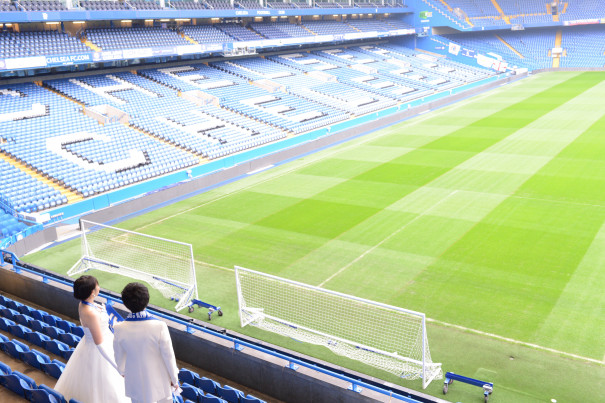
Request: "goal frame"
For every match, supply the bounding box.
[68,220,198,311]
[235,266,442,388]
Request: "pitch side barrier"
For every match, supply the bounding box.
[0,249,442,403]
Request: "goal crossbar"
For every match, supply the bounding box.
[235,266,442,388]
[68,220,198,311]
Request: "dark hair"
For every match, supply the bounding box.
[73,275,98,301]
[121,282,149,313]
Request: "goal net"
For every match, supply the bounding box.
[235,266,442,389]
[68,220,198,311]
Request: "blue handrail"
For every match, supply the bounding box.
[0,249,428,403]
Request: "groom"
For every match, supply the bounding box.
[114,282,180,403]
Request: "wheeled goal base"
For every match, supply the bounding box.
[443,371,493,402]
[187,298,223,321]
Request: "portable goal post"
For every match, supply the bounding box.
[68,220,198,311]
[235,266,442,388]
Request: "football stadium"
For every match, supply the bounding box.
[1,0,604,402]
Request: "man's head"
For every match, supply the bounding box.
[121,282,150,313]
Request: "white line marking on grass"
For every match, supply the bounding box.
[427,318,605,366]
[317,190,459,288]
[247,165,274,175]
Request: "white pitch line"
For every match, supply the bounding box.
[427,318,605,366]
[317,190,459,288]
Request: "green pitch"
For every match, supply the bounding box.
[24,72,605,402]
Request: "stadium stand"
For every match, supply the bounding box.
[170,0,208,9]
[128,0,163,10]
[0,293,267,403]
[204,0,234,9]
[20,0,68,11]
[215,23,264,41]
[85,27,190,50]
[560,0,605,22]
[0,31,90,59]
[80,0,131,10]
[0,0,18,11]
[559,25,605,68]
[180,24,234,44]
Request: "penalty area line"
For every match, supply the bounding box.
[427,318,605,366]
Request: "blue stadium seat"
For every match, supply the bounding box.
[44,325,66,340]
[0,307,20,321]
[0,370,37,398]
[40,359,66,379]
[26,331,52,348]
[70,399,84,403]
[5,299,23,312]
[8,323,33,339]
[199,377,219,395]
[0,361,10,375]
[58,332,81,348]
[201,394,226,403]
[26,384,68,403]
[181,382,204,403]
[241,395,266,403]
[56,319,76,334]
[17,304,37,317]
[43,339,72,359]
[43,314,63,327]
[22,349,52,370]
[30,309,50,322]
[0,317,15,332]
[217,385,244,403]
[31,319,50,334]
[2,339,30,359]
[14,313,34,327]
[179,368,202,388]
[71,326,85,338]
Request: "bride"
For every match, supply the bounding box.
[54,275,131,403]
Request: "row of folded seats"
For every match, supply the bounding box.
[178,368,265,403]
[0,358,80,403]
[0,294,266,403]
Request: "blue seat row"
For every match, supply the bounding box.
[178,368,265,403]
[0,354,79,403]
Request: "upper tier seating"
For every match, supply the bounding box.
[181,25,234,43]
[20,0,68,11]
[236,0,264,8]
[215,23,264,41]
[250,22,314,39]
[0,0,18,11]
[0,31,90,59]
[127,0,163,9]
[170,0,208,9]
[80,0,130,10]
[85,27,190,50]
[560,0,605,22]
[205,0,233,8]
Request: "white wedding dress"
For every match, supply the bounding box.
[54,303,131,403]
